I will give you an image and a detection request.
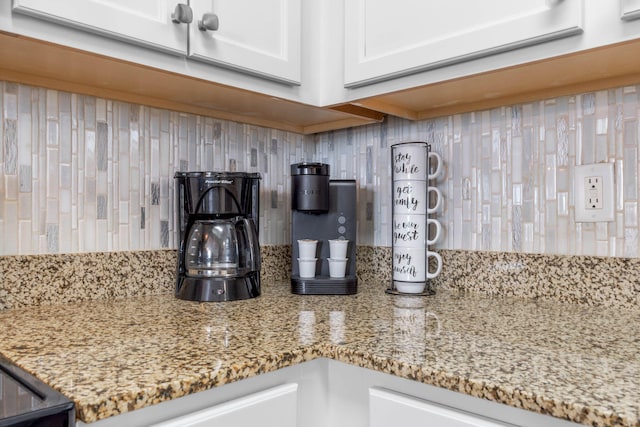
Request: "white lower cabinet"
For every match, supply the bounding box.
[78,359,583,427]
[152,383,298,427]
[76,361,327,427]
[325,360,582,427]
[369,388,511,427]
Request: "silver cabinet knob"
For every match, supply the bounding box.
[198,13,219,31]
[171,3,193,24]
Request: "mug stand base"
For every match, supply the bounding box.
[385,286,436,297]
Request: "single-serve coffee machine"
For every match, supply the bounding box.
[174,171,261,302]
[290,163,357,295]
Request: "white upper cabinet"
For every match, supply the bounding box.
[189,0,302,85]
[11,0,302,85]
[621,0,640,20]
[4,0,640,129]
[344,0,584,88]
[12,0,189,55]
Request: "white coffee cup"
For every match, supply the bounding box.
[392,142,443,181]
[392,248,443,283]
[393,181,441,215]
[328,239,349,259]
[392,214,424,247]
[298,258,317,278]
[298,239,318,259]
[392,216,442,247]
[328,258,348,278]
[393,247,426,283]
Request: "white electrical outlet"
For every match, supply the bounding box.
[574,163,614,222]
[585,176,603,209]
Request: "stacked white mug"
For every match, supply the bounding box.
[391,142,443,294]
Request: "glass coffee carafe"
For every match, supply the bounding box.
[185,217,259,278]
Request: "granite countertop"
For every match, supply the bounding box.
[0,283,638,426]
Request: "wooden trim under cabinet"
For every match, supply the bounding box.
[0,31,380,135]
[2,31,640,133]
[347,37,640,120]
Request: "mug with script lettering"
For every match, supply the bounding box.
[392,248,443,292]
[393,181,442,215]
[393,247,426,284]
[393,215,442,247]
[392,142,443,181]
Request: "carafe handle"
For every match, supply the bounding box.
[237,217,260,270]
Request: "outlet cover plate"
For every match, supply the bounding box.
[574,163,615,222]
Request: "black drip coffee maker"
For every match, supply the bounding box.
[174,172,261,302]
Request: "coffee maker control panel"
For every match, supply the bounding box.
[337,215,347,235]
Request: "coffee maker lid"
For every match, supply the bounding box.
[290,162,329,176]
[174,171,261,179]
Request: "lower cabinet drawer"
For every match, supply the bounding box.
[153,383,298,427]
[369,388,513,427]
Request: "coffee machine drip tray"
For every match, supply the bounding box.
[291,276,358,295]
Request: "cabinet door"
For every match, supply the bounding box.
[12,0,188,54]
[369,388,512,427]
[621,0,640,20]
[189,0,301,85]
[152,383,298,427]
[344,0,584,87]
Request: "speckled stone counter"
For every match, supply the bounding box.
[4,247,640,310]
[0,283,638,426]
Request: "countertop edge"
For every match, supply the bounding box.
[72,341,629,427]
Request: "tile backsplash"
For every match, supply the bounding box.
[2,81,640,257]
[0,82,310,254]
